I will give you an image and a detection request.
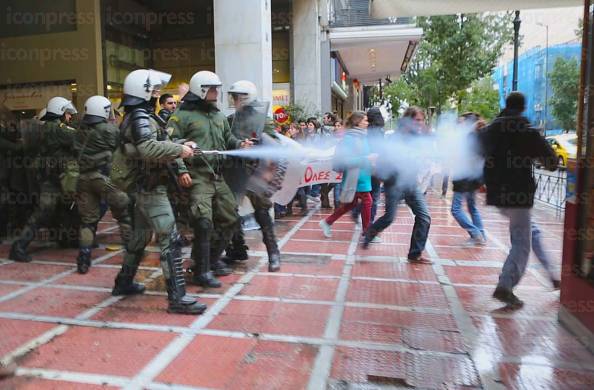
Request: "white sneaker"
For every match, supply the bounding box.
[307,195,321,203]
[319,220,332,238]
[463,236,487,247]
[370,236,383,244]
[475,236,487,246]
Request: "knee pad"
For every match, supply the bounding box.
[79,222,97,245]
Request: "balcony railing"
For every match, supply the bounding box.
[329,0,413,28]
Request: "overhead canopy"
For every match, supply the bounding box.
[370,0,582,18]
[329,25,422,83]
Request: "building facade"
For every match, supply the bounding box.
[0,0,420,122]
[493,42,581,133]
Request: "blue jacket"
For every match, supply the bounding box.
[336,128,372,192]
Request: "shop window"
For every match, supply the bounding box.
[272,31,290,83]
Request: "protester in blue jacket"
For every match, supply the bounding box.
[319,111,376,238]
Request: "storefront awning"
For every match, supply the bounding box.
[329,25,422,83]
[370,0,582,18]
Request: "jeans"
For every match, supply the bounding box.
[451,191,484,239]
[274,203,286,214]
[367,183,431,259]
[497,207,558,290]
[442,172,449,196]
[326,192,373,232]
[352,177,381,223]
[310,184,321,197]
[333,182,342,207]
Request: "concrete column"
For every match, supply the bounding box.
[292,0,322,115]
[214,0,272,115]
[320,37,332,114]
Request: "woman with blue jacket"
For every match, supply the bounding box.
[319,111,376,238]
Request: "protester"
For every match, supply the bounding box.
[319,111,376,238]
[362,107,432,264]
[352,107,384,225]
[450,112,486,246]
[480,92,560,308]
[332,119,345,208]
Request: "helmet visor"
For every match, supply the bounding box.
[205,85,222,104]
[63,101,78,115]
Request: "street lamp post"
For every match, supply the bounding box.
[378,78,383,102]
[512,11,521,91]
[537,22,549,136]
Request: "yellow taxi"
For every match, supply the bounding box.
[546,133,577,167]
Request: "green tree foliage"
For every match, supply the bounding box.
[550,57,579,132]
[385,13,513,114]
[458,77,501,121]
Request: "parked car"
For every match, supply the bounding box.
[546,133,577,167]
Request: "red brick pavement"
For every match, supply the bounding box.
[0,193,593,389]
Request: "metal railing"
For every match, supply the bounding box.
[329,0,413,27]
[534,168,566,215]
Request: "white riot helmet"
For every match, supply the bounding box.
[228,80,258,106]
[44,97,77,120]
[186,70,222,101]
[121,69,172,106]
[84,96,112,119]
[83,95,113,125]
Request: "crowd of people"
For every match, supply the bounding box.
[0,67,560,312]
[274,92,561,308]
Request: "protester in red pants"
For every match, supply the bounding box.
[319,111,377,238]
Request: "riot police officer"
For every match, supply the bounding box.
[75,96,132,274]
[9,97,77,262]
[0,122,23,242]
[167,71,251,288]
[225,80,281,272]
[111,69,206,315]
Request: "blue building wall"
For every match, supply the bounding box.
[492,43,580,133]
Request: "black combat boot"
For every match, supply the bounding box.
[254,209,281,272]
[9,224,36,262]
[163,253,207,314]
[112,264,146,296]
[76,247,92,274]
[210,238,232,276]
[222,229,249,265]
[211,259,232,276]
[190,219,222,288]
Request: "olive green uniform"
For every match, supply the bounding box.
[167,101,241,285]
[112,107,204,314]
[9,118,77,262]
[74,119,132,272]
[0,127,23,239]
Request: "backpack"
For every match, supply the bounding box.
[109,145,137,193]
[110,117,139,193]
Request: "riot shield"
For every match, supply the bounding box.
[223,101,270,199]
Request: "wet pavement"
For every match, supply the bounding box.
[1,193,593,389]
